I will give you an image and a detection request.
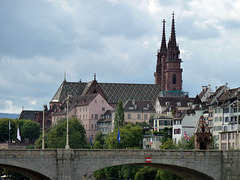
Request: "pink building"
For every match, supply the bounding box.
[52,93,113,140]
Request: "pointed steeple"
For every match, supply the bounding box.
[167,11,180,60]
[160,19,167,54]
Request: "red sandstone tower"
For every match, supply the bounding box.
[154,12,182,92]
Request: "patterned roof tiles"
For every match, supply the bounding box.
[51,81,161,104]
[98,83,161,103]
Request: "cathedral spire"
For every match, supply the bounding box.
[160,19,167,54]
[168,12,177,49]
[167,11,180,60]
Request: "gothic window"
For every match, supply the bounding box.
[173,74,176,84]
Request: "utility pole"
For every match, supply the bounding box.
[42,101,45,149]
[65,95,70,149]
[237,92,239,150]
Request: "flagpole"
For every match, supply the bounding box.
[65,95,70,149]
[42,101,45,149]
[9,121,11,143]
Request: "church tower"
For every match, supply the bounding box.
[154,12,182,92]
[154,19,167,85]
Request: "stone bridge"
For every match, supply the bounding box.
[0,149,239,180]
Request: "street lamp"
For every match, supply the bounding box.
[237,88,240,150]
[42,101,45,149]
[65,95,70,149]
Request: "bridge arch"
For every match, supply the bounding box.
[87,161,214,180]
[0,164,51,180]
[73,150,221,180]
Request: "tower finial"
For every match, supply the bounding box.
[94,73,96,81]
[160,19,167,53]
[64,70,66,82]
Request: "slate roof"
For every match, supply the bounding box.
[51,80,161,104]
[157,96,191,107]
[123,100,155,112]
[18,110,41,121]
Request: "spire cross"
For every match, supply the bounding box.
[162,19,166,25]
[172,11,175,18]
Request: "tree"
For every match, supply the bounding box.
[160,127,172,144]
[134,166,157,180]
[21,120,40,143]
[160,138,177,149]
[177,135,195,149]
[106,124,143,149]
[156,169,185,180]
[93,132,106,149]
[35,117,87,149]
[114,100,125,128]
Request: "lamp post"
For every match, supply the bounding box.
[237,90,239,150]
[42,102,45,149]
[65,95,70,149]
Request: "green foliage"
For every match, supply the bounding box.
[134,166,157,180]
[114,100,125,128]
[0,118,40,143]
[156,169,185,180]
[93,132,106,149]
[177,135,195,149]
[35,117,87,149]
[160,138,177,149]
[160,127,172,144]
[21,120,41,143]
[106,124,143,149]
[210,135,218,149]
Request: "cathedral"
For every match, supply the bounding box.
[154,12,182,92]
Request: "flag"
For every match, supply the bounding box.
[150,137,153,147]
[89,135,92,147]
[9,121,11,130]
[184,131,190,142]
[17,127,21,141]
[117,129,121,143]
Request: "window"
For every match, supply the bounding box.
[144,114,147,120]
[83,108,85,111]
[91,124,93,130]
[80,108,81,112]
[174,128,181,134]
[92,114,93,119]
[102,107,105,112]
[128,114,131,119]
[95,114,98,119]
[137,114,141,119]
[79,115,81,120]
[83,115,85,120]
[173,74,176,84]
[86,108,87,112]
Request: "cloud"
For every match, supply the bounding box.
[0,0,240,113]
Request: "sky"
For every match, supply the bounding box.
[1,0,240,114]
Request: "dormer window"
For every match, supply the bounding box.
[177,102,181,106]
[166,102,170,106]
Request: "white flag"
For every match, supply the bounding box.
[17,127,21,141]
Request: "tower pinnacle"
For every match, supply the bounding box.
[160,19,167,54]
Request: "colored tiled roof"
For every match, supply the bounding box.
[51,81,87,102]
[98,83,161,103]
[51,80,161,104]
[195,115,210,133]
